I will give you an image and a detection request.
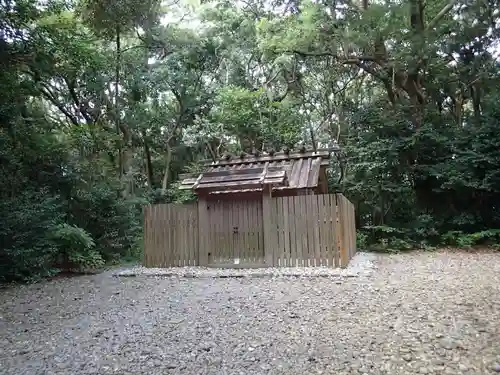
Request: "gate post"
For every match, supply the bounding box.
[262,186,275,267]
[198,197,209,266]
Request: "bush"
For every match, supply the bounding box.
[440,229,500,248]
[0,190,64,281]
[51,223,104,270]
[69,184,147,263]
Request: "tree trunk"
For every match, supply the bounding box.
[144,136,154,189]
[161,142,173,195]
[115,25,122,177]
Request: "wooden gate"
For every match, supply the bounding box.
[206,198,265,266]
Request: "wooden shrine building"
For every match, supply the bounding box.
[143,148,356,268]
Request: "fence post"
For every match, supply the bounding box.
[262,186,275,267]
[143,205,150,267]
[198,197,209,266]
[337,194,349,268]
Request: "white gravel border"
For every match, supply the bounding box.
[115,252,376,279]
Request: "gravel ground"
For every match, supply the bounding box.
[1,251,500,375]
[115,252,376,278]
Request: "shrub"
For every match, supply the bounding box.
[51,223,104,270]
[0,190,64,281]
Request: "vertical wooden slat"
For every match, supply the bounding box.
[280,197,286,267]
[249,200,255,262]
[150,205,155,267]
[170,205,176,267]
[242,200,249,263]
[179,206,184,265]
[338,194,348,267]
[291,196,301,266]
[301,195,309,266]
[274,197,289,267]
[300,195,309,266]
[231,200,237,262]
[225,200,230,262]
[158,204,163,267]
[177,206,183,267]
[213,201,218,263]
[182,206,187,266]
[317,195,327,266]
[191,203,197,265]
[270,197,277,266]
[320,195,328,267]
[271,197,278,266]
[234,200,241,262]
[235,200,241,262]
[346,200,352,262]
[143,205,149,267]
[213,201,218,264]
[198,198,209,266]
[329,194,336,267]
[247,201,254,262]
[183,206,188,266]
[187,205,192,266]
[193,203,199,265]
[175,206,180,266]
[208,201,214,264]
[163,204,172,267]
[287,197,296,267]
[262,186,274,266]
[216,200,221,263]
[302,195,314,267]
[311,195,321,266]
[325,195,334,268]
[257,199,264,263]
[250,200,256,263]
[351,201,357,256]
[295,195,303,267]
[330,195,339,268]
[235,200,242,263]
[217,201,223,263]
[350,200,356,259]
[156,204,161,267]
[205,201,211,265]
[282,197,291,267]
[228,200,233,262]
[214,200,220,263]
[229,201,234,263]
[346,196,353,265]
[330,196,336,267]
[185,205,191,266]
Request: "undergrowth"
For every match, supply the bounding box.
[358,226,500,252]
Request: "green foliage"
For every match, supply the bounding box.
[212,86,302,151]
[1,0,500,282]
[441,230,500,248]
[78,0,160,36]
[0,191,64,281]
[70,184,146,262]
[51,223,104,270]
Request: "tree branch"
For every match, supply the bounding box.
[291,50,377,63]
[425,0,458,31]
[63,77,95,125]
[40,84,79,126]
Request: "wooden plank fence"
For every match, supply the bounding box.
[143,193,356,268]
[144,202,199,267]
